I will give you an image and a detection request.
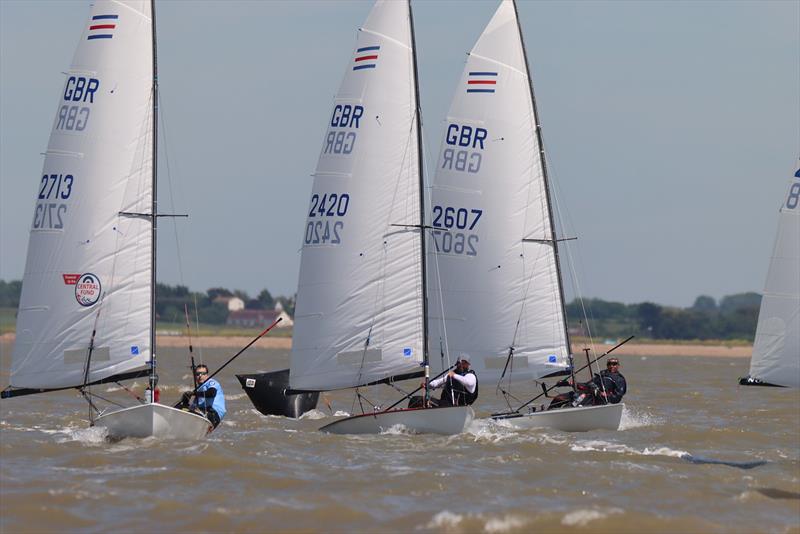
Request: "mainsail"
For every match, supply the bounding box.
[427,0,570,383]
[745,165,800,388]
[289,0,425,391]
[10,0,153,390]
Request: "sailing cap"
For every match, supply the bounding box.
[457,353,471,364]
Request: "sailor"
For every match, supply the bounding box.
[548,356,627,409]
[428,354,479,407]
[180,365,226,428]
[593,357,626,404]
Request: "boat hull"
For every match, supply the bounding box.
[492,403,624,432]
[237,369,319,418]
[320,405,474,435]
[94,403,212,440]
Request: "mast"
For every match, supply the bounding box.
[149,0,158,399]
[408,0,429,386]
[512,0,572,355]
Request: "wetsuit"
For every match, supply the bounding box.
[592,369,626,404]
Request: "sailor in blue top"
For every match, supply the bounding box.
[183,365,226,428]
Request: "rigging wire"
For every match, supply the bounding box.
[157,92,188,292]
[422,131,454,374]
[157,92,205,377]
[540,144,607,391]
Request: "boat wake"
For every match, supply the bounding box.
[571,439,769,469]
[619,405,661,430]
[379,424,415,436]
[54,425,108,445]
[465,417,527,443]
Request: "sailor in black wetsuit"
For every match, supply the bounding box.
[428,355,479,407]
[548,357,626,409]
[593,357,626,404]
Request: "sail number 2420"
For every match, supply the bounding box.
[304,192,350,246]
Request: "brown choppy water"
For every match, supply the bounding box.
[1,341,798,533]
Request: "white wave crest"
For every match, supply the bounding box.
[571,439,688,458]
[561,507,623,527]
[424,510,463,529]
[484,514,528,533]
[299,408,329,420]
[380,424,415,435]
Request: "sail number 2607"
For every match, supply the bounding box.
[431,206,482,256]
[304,192,350,246]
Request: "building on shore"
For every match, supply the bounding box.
[213,296,245,312]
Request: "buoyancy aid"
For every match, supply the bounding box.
[196,378,227,419]
[440,369,478,406]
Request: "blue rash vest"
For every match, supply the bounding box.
[195,378,226,420]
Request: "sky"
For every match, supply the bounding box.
[1,0,798,308]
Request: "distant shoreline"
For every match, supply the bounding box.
[0,333,751,357]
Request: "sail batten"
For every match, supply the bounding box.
[427,0,569,384]
[9,0,153,390]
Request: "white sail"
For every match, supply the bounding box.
[11,0,153,389]
[427,0,570,383]
[747,166,800,388]
[289,0,424,391]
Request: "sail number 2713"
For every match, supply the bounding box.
[304,192,350,246]
[32,173,74,230]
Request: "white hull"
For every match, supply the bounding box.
[493,403,624,432]
[94,403,212,440]
[320,405,474,435]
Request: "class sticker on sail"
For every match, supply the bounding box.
[87,14,119,41]
[466,71,498,93]
[74,273,101,307]
[353,45,380,71]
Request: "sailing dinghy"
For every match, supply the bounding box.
[1,0,212,440]
[288,0,473,435]
[428,0,624,432]
[739,164,800,388]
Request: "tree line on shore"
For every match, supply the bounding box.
[565,293,761,341]
[0,280,760,341]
